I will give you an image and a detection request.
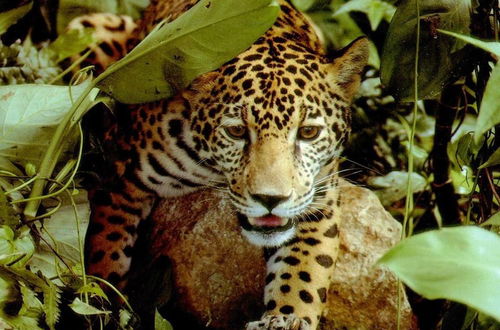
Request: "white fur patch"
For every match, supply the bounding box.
[241,226,296,247]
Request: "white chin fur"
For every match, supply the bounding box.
[241,227,296,247]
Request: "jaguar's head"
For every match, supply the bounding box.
[184,37,368,246]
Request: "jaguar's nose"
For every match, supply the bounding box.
[251,194,290,211]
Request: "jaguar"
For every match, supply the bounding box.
[72,0,369,328]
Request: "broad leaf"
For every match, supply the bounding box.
[475,62,500,143]
[96,0,280,104]
[437,29,500,56]
[333,0,396,31]
[69,297,111,315]
[380,0,471,100]
[0,83,91,166]
[0,2,33,35]
[379,226,500,321]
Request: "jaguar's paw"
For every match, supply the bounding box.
[245,314,311,330]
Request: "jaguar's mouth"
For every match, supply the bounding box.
[251,214,288,227]
[238,213,295,233]
[238,213,297,246]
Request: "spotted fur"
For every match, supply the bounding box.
[78,1,368,328]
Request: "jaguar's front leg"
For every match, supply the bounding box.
[86,178,156,290]
[247,191,341,330]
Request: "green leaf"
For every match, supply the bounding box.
[44,28,95,63]
[0,274,44,330]
[155,309,173,330]
[96,0,280,104]
[0,83,90,166]
[474,62,500,143]
[308,11,380,68]
[479,146,500,169]
[454,132,476,167]
[43,281,61,330]
[0,157,23,176]
[119,309,132,328]
[437,29,500,56]
[69,297,111,315]
[439,32,500,146]
[379,226,500,321]
[77,282,109,301]
[481,212,500,227]
[333,0,396,31]
[368,171,427,206]
[0,3,33,35]
[28,192,90,278]
[0,188,19,228]
[449,165,474,195]
[0,226,34,267]
[380,0,471,100]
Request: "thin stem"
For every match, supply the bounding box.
[48,49,93,85]
[23,85,94,217]
[399,0,420,328]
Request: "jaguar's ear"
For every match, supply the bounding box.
[328,37,369,100]
[185,71,219,95]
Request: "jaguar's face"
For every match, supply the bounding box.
[213,99,342,246]
[184,38,368,246]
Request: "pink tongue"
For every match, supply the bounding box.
[255,215,284,227]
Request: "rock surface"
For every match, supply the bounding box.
[147,180,417,329]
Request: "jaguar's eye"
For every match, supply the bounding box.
[298,126,321,140]
[225,125,247,139]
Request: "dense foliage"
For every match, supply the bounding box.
[0,0,498,329]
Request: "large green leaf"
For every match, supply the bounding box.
[0,83,93,166]
[380,0,471,101]
[96,0,280,104]
[379,226,500,321]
